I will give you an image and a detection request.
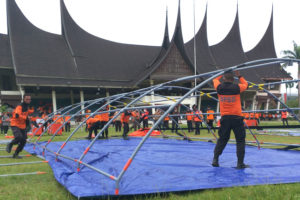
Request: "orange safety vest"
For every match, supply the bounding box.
[213,75,248,116]
[281,111,287,119]
[10,104,33,129]
[207,110,215,120]
[100,113,109,122]
[86,117,100,129]
[65,116,71,123]
[121,113,131,123]
[164,115,170,121]
[193,111,203,122]
[186,112,193,121]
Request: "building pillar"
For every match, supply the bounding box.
[277,97,281,113]
[70,90,74,105]
[80,89,85,114]
[19,86,25,101]
[150,80,155,115]
[106,89,110,97]
[265,98,270,111]
[52,89,57,112]
[252,93,257,111]
[198,94,201,110]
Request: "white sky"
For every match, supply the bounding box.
[0,0,299,93]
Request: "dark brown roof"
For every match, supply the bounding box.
[245,11,291,81]
[60,0,162,87]
[141,2,194,82]
[0,34,13,69]
[7,0,79,86]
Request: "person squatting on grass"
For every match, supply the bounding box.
[212,70,249,169]
[6,94,34,159]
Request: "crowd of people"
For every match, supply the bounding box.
[0,71,293,164]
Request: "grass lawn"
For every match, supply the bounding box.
[0,120,299,200]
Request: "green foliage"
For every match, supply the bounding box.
[0,105,8,113]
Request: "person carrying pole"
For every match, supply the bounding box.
[212,71,249,169]
[6,94,34,159]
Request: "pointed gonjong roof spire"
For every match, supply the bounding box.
[7,0,78,86]
[245,7,291,81]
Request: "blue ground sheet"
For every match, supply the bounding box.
[24,138,300,198]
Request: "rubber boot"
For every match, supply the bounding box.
[6,142,13,153]
[212,156,219,167]
[12,153,22,159]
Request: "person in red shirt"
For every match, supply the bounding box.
[6,94,33,158]
[212,71,249,169]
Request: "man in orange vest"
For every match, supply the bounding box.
[6,94,34,158]
[163,113,170,130]
[121,110,132,139]
[192,104,203,135]
[64,113,71,132]
[206,107,215,132]
[141,109,149,129]
[281,111,288,126]
[186,108,193,132]
[99,105,110,138]
[86,117,101,140]
[212,70,249,169]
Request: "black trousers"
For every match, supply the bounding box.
[100,121,109,138]
[171,118,179,133]
[213,116,246,164]
[282,118,288,126]
[163,121,169,130]
[142,119,148,129]
[123,122,129,137]
[187,120,193,132]
[2,125,9,134]
[65,122,71,132]
[195,122,201,135]
[115,121,122,132]
[207,120,214,132]
[10,126,27,155]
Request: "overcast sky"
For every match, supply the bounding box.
[0,0,299,93]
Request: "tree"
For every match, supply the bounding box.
[282,41,300,116]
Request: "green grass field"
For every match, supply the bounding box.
[0,120,299,200]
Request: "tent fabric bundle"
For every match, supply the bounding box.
[24,138,300,198]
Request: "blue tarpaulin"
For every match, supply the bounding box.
[24,138,300,198]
